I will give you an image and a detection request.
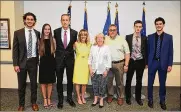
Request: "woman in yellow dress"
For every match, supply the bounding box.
[73,29,91,104]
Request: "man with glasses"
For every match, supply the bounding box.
[105,24,130,106]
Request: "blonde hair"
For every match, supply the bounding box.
[77,29,90,45]
[93,33,105,45]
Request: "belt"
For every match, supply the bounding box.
[27,57,36,60]
[112,60,124,64]
[154,58,160,61]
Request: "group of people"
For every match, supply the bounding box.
[12,12,173,111]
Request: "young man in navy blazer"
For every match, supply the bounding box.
[147,17,173,110]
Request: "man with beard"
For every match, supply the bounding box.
[147,17,173,110]
[13,12,40,111]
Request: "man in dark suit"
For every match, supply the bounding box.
[54,14,78,109]
[12,12,40,111]
[125,20,147,106]
[147,17,173,110]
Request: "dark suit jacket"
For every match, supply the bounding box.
[147,32,173,70]
[12,28,40,68]
[126,34,147,65]
[54,27,77,67]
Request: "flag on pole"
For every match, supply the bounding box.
[83,5,88,31]
[141,7,146,36]
[67,3,71,27]
[103,3,111,35]
[114,3,120,35]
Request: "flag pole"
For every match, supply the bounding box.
[83,0,90,98]
[133,1,146,100]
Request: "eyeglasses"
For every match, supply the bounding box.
[109,29,117,32]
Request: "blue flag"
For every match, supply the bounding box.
[114,9,120,35]
[103,6,111,35]
[67,5,71,27]
[141,7,146,36]
[83,8,88,31]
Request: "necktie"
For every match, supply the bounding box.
[156,36,161,58]
[64,31,67,48]
[27,30,32,58]
[132,37,139,60]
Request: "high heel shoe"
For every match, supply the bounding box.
[47,98,54,107]
[81,97,86,104]
[43,98,49,109]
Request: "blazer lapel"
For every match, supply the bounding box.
[21,28,27,51]
[66,29,73,48]
[130,34,133,53]
[141,35,144,51]
[161,33,166,52]
[59,28,64,48]
[153,33,156,52]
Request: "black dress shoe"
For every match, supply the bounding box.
[136,100,143,106]
[57,103,63,109]
[160,102,167,110]
[99,105,104,108]
[126,99,131,105]
[66,99,76,107]
[148,100,153,108]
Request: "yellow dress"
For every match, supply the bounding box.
[73,42,91,84]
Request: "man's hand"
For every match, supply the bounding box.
[145,65,148,69]
[167,66,172,72]
[124,65,128,72]
[14,66,20,72]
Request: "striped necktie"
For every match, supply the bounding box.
[27,30,32,58]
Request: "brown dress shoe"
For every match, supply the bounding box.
[117,98,124,106]
[107,97,113,103]
[32,104,39,111]
[18,106,24,111]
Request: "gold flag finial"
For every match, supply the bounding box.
[143,1,146,6]
[84,0,87,8]
[115,2,118,8]
[84,0,87,11]
[108,1,111,9]
[69,0,72,7]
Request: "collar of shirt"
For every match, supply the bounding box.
[133,33,141,38]
[62,28,70,34]
[155,32,164,40]
[156,31,164,37]
[25,27,34,32]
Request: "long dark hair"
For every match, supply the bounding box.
[39,23,55,56]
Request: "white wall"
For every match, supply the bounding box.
[24,1,180,62]
[24,1,180,86]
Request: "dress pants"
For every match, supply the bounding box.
[56,57,74,102]
[17,57,38,106]
[125,59,145,100]
[107,61,124,98]
[148,59,167,102]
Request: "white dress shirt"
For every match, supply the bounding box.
[88,45,112,74]
[61,28,70,45]
[25,27,37,58]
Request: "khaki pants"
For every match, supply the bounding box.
[107,61,124,98]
